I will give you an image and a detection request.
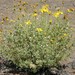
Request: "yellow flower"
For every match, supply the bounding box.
[36,28,43,32]
[49,19,52,24]
[6,18,9,21]
[22,2,28,6]
[67,8,74,12]
[53,11,63,18]
[40,4,49,13]
[41,8,48,13]
[5,17,9,21]
[63,33,68,36]
[67,9,71,12]
[32,13,38,17]
[25,20,32,25]
[33,10,37,13]
[58,11,63,14]
[10,19,16,23]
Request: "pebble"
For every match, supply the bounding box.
[72,60,75,69]
[57,70,69,75]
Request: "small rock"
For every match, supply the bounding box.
[72,60,75,69]
[57,70,69,75]
[67,62,72,68]
[50,68,58,75]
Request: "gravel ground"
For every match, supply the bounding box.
[0,0,75,75]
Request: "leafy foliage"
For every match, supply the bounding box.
[0,11,73,72]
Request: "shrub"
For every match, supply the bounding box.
[0,10,73,72]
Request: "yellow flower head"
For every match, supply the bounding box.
[63,33,68,36]
[10,19,16,23]
[58,11,63,14]
[40,4,49,13]
[67,8,75,12]
[22,2,28,6]
[36,28,43,32]
[49,19,52,24]
[33,10,37,13]
[25,20,32,25]
[32,13,38,17]
[53,11,63,18]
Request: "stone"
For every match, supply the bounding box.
[57,70,69,75]
[72,60,75,69]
